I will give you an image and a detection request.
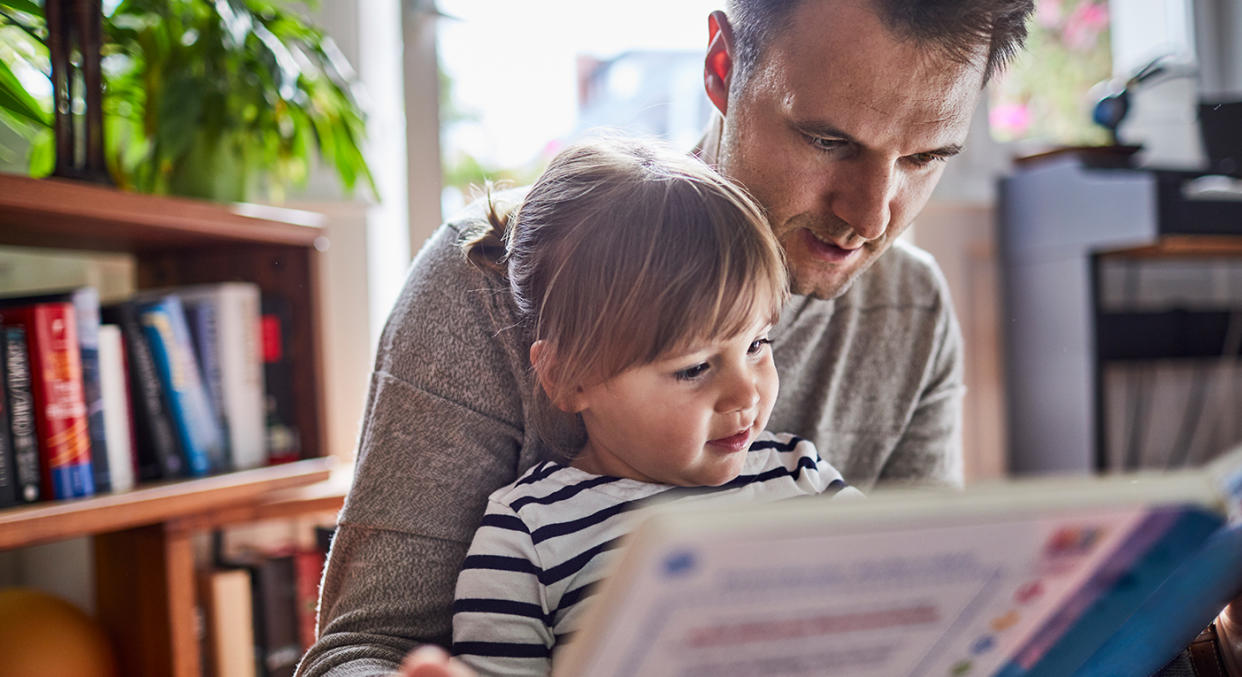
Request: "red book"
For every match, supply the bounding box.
[0,303,95,499]
[294,547,326,650]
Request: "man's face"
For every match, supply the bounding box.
[715,1,986,299]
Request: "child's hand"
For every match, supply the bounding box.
[394,645,478,677]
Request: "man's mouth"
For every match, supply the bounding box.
[799,228,861,264]
[707,428,752,452]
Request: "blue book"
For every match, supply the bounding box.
[183,298,233,469]
[137,296,226,477]
[554,448,1242,677]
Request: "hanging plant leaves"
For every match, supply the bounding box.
[0,57,48,129]
[1,0,375,203]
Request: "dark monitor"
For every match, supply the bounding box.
[1199,100,1242,177]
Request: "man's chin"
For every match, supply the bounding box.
[789,267,857,300]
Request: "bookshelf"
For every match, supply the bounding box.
[999,155,1242,476]
[0,172,349,677]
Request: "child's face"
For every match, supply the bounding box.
[570,299,779,487]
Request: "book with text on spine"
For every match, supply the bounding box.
[101,301,183,481]
[2,327,41,503]
[138,295,226,477]
[556,446,1242,677]
[0,324,17,507]
[1,288,113,494]
[177,283,266,471]
[0,303,94,500]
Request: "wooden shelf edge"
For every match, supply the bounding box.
[0,173,325,251]
[1098,235,1242,259]
[0,457,336,549]
[173,465,352,531]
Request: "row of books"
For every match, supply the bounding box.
[0,283,301,506]
[198,525,333,677]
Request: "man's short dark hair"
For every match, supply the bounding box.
[726,0,1035,85]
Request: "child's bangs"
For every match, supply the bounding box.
[595,179,788,374]
[650,194,787,362]
[529,141,787,397]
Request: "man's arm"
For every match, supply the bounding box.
[296,223,534,676]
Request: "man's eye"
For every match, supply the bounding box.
[805,135,845,151]
[907,152,947,167]
[675,363,710,381]
[748,338,773,355]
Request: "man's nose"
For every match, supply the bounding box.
[715,368,760,415]
[831,160,894,242]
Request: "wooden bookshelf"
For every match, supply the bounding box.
[0,458,335,549]
[0,172,343,677]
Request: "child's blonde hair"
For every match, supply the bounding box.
[463,136,787,407]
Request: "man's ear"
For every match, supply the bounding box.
[704,10,735,117]
[530,340,588,413]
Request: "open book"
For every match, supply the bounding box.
[555,447,1242,677]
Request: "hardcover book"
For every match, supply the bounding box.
[261,295,301,465]
[98,324,136,493]
[0,325,16,507]
[101,302,183,481]
[177,283,266,470]
[198,567,258,677]
[556,447,1242,677]
[0,303,94,499]
[2,327,41,503]
[1,288,113,493]
[137,295,226,477]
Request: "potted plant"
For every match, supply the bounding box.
[0,0,374,203]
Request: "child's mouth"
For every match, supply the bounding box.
[707,429,751,452]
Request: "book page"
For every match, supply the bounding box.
[557,506,1156,677]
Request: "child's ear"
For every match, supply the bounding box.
[530,340,586,413]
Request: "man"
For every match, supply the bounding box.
[296,1,1034,675]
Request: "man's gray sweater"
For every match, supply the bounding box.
[295,210,964,676]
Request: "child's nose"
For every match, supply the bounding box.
[715,369,760,415]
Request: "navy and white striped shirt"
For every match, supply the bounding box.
[451,431,861,676]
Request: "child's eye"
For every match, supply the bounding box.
[748,338,773,355]
[675,362,711,381]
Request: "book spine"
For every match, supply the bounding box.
[184,297,232,470]
[139,296,225,476]
[197,568,258,677]
[220,285,265,470]
[0,326,17,507]
[104,303,183,480]
[72,288,111,493]
[294,547,326,650]
[251,555,302,677]
[261,295,301,464]
[98,325,136,493]
[4,304,94,499]
[3,327,41,503]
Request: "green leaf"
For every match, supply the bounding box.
[27,125,52,176]
[0,0,41,17]
[0,57,49,128]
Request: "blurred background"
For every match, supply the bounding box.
[0,2,1240,665]
[3,0,1240,484]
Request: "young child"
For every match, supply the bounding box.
[447,137,861,676]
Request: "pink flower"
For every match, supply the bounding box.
[990,102,1032,136]
[1063,2,1110,51]
[1037,0,1063,28]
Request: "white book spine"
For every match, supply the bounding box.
[98,324,135,492]
[182,284,267,469]
[222,284,267,469]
